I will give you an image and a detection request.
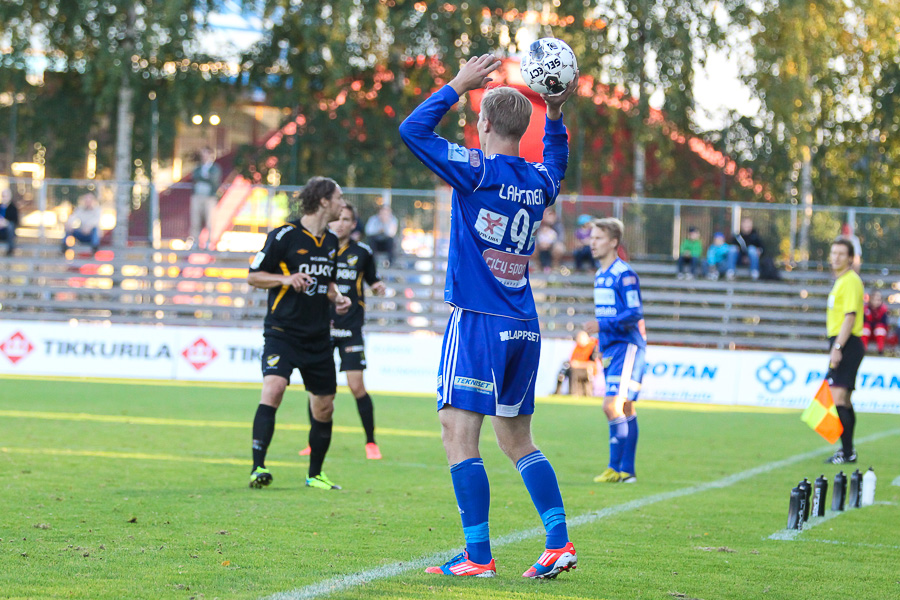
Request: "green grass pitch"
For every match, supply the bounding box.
[1,376,899,599]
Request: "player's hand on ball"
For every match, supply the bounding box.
[334,294,352,315]
[449,54,502,96]
[371,281,386,296]
[286,272,313,292]
[542,71,578,117]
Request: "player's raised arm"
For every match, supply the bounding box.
[448,54,503,96]
[399,54,501,193]
[538,75,578,197]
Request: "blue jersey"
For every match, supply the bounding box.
[594,258,646,349]
[399,85,568,320]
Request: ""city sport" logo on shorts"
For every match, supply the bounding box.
[453,377,494,395]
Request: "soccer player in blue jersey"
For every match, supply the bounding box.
[585,217,647,484]
[400,54,578,580]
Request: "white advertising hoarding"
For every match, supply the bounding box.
[0,322,177,379]
[730,350,900,414]
[1,321,898,413]
[641,346,742,405]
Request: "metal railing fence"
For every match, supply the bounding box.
[3,176,899,266]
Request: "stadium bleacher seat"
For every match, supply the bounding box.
[1,241,897,353]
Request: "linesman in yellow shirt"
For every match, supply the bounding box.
[824,238,865,464]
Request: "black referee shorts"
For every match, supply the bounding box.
[826,335,864,392]
[261,331,336,396]
[332,327,367,372]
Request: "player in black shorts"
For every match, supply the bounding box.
[299,203,386,459]
[247,176,352,490]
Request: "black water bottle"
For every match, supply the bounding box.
[798,478,812,522]
[812,475,828,517]
[787,486,803,530]
[832,471,847,511]
[848,469,862,508]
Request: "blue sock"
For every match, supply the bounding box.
[517,450,569,549]
[608,417,628,471]
[450,458,491,564]
[620,415,639,475]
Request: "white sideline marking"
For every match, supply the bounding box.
[766,501,900,541]
[768,510,845,541]
[262,428,900,600]
[792,538,900,550]
[892,475,900,487]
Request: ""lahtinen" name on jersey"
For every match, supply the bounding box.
[499,184,545,206]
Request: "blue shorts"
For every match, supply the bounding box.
[601,342,646,402]
[437,307,541,417]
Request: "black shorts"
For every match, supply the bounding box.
[261,331,336,396]
[331,327,366,372]
[826,335,864,392]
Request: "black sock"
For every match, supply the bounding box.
[356,394,376,444]
[836,405,856,455]
[251,404,277,470]
[308,416,333,478]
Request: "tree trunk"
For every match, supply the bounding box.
[113,81,134,247]
[112,5,136,248]
[633,139,646,201]
[632,1,648,201]
[798,144,813,265]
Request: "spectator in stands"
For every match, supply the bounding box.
[676,226,704,279]
[351,218,364,242]
[536,207,566,272]
[62,193,102,254]
[841,224,862,273]
[706,232,729,280]
[554,330,598,396]
[862,290,889,355]
[0,188,19,256]
[536,221,559,272]
[365,205,399,266]
[726,217,765,281]
[190,147,222,249]
[572,214,595,271]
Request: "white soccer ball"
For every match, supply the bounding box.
[520,38,578,96]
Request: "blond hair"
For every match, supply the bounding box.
[592,217,624,247]
[480,86,532,139]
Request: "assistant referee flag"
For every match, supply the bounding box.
[801,380,844,444]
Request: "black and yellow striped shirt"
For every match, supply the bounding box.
[250,221,338,338]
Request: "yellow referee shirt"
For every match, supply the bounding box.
[826,269,864,337]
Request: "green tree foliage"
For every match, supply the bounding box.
[0,0,221,178]
[238,1,521,188]
[724,0,900,208]
[237,1,756,199]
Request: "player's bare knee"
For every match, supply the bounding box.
[310,395,335,421]
[603,396,625,420]
[349,381,366,398]
[260,377,288,408]
[499,440,537,464]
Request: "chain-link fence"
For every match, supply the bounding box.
[3,175,900,267]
